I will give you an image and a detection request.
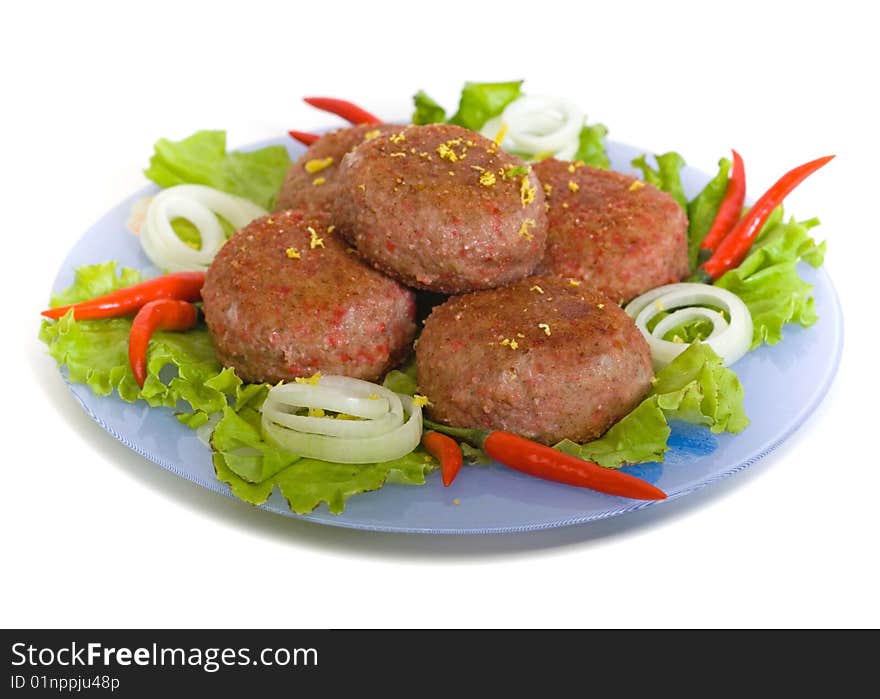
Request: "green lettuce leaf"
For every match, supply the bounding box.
[565,398,671,467]
[574,124,610,169]
[144,130,291,210]
[448,80,524,131]
[381,356,417,395]
[39,262,235,415]
[412,90,447,125]
[650,342,748,434]
[631,152,688,210]
[210,400,438,514]
[211,405,300,484]
[686,157,731,269]
[715,214,825,348]
[557,343,747,467]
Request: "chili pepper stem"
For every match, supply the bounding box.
[422,419,488,449]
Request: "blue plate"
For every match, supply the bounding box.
[48,138,843,534]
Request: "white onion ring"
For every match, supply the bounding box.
[140,184,266,272]
[624,283,753,370]
[260,375,423,464]
[481,95,584,160]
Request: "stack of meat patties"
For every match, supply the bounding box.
[201,123,689,445]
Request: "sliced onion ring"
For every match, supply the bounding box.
[140,184,266,272]
[624,283,753,370]
[480,95,584,161]
[260,375,423,464]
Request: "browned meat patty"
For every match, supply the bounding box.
[416,275,653,445]
[534,159,689,304]
[202,208,417,384]
[334,123,548,294]
[275,124,399,213]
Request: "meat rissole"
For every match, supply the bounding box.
[275,123,400,214]
[534,159,689,304]
[201,208,416,384]
[416,275,653,445]
[334,123,548,294]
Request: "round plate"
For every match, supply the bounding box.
[48,137,843,534]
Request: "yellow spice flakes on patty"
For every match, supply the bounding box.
[294,372,322,385]
[436,143,459,162]
[312,176,326,186]
[308,226,324,249]
[479,170,496,186]
[529,284,544,294]
[629,180,646,191]
[285,247,301,259]
[413,394,431,407]
[389,132,407,144]
[520,176,537,207]
[363,129,382,141]
[568,180,580,192]
[519,218,536,241]
[538,323,552,336]
[304,157,333,173]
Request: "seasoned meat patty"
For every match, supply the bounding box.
[202,208,416,384]
[534,159,689,304]
[416,275,653,445]
[275,124,399,213]
[334,123,548,294]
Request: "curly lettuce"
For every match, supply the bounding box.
[574,123,610,169]
[686,157,732,269]
[556,343,748,468]
[211,401,437,515]
[144,130,291,210]
[716,214,825,348]
[39,263,233,417]
[412,90,447,125]
[631,151,688,210]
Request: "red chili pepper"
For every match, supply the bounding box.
[700,154,834,280]
[41,271,205,321]
[422,431,463,487]
[700,149,746,254]
[424,420,666,501]
[303,96,381,125]
[288,130,321,146]
[129,299,199,388]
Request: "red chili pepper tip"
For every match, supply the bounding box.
[702,154,834,280]
[700,149,747,254]
[41,271,206,321]
[422,431,463,487]
[129,299,199,388]
[302,96,381,125]
[288,130,321,146]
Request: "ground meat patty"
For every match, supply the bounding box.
[534,159,689,304]
[416,275,653,445]
[334,123,547,294]
[202,208,416,384]
[274,124,399,213]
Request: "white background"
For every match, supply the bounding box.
[3,0,878,628]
